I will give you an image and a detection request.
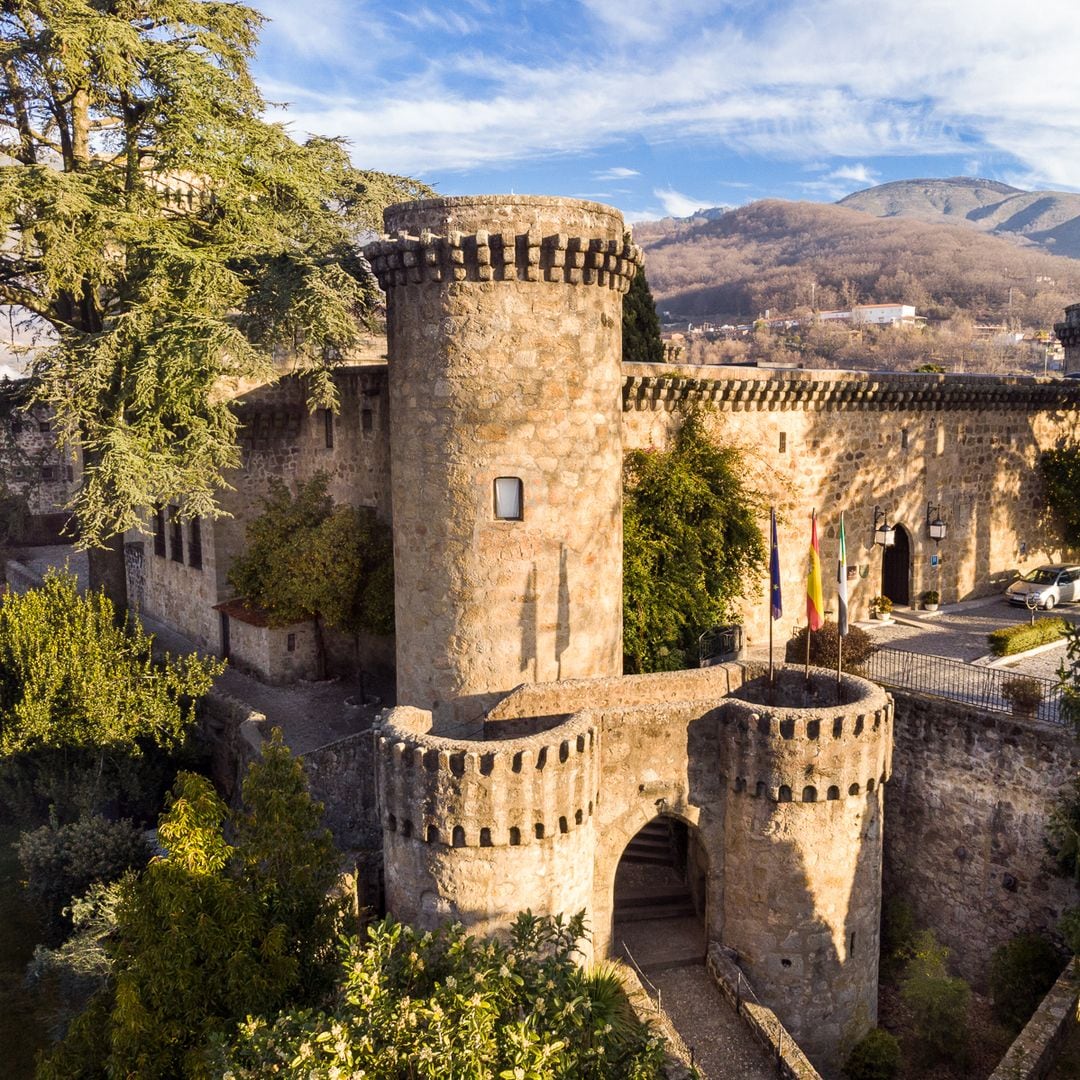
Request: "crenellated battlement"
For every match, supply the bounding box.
[376,705,600,849]
[365,229,642,292]
[718,670,893,803]
[623,363,1080,412]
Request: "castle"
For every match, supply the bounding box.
[115,195,1080,1074]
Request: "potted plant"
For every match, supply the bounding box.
[1001,675,1043,719]
[869,595,894,622]
[921,589,940,612]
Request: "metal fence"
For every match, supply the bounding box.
[864,647,1067,726]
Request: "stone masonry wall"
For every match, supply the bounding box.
[134,364,391,666]
[885,690,1079,986]
[623,363,1080,649]
[717,674,892,1073]
[369,197,640,729]
[376,663,893,1075]
[376,703,600,953]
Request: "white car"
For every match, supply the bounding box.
[1005,565,1080,609]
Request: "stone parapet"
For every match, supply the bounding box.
[988,956,1080,1080]
[376,705,599,850]
[366,229,641,292]
[718,669,893,803]
[623,363,1080,412]
[706,945,822,1080]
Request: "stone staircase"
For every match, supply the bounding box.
[614,819,697,923]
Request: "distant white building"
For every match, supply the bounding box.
[850,303,918,326]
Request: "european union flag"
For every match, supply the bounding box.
[770,506,782,620]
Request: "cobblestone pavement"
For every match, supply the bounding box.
[142,613,393,754]
[615,916,775,1080]
[749,594,1077,680]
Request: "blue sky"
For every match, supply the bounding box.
[249,0,1080,223]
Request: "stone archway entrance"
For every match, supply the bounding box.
[612,817,707,966]
[882,523,911,606]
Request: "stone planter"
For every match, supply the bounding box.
[924,603,939,612]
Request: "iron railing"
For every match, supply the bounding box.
[864,647,1066,725]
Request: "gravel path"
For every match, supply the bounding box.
[615,916,775,1080]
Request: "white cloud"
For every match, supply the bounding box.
[654,186,709,217]
[593,166,640,180]
[826,163,878,185]
[254,0,1080,193]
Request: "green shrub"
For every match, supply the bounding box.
[988,617,1066,656]
[1060,907,1080,954]
[1001,675,1045,711]
[16,815,150,939]
[880,897,918,978]
[990,934,1064,1031]
[1045,778,1080,882]
[843,1027,901,1080]
[900,931,971,1066]
[786,621,878,672]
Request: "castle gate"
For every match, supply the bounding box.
[376,664,893,1074]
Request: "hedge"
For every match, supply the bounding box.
[988,618,1067,657]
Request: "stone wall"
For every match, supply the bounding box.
[369,196,640,728]
[376,663,892,1075]
[133,363,392,673]
[0,395,80,515]
[885,690,1079,985]
[988,957,1080,1080]
[622,364,1080,648]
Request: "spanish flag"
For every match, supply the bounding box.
[807,509,824,631]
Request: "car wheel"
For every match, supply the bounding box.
[1044,594,1056,610]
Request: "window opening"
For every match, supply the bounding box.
[494,476,523,520]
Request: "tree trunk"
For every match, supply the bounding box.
[313,613,327,681]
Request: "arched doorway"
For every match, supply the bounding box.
[612,816,708,966]
[882,524,911,606]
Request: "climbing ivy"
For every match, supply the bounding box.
[623,414,766,673]
[1040,443,1080,551]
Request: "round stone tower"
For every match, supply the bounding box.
[718,670,893,1074]
[366,197,641,728]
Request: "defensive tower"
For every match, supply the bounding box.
[367,196,641,728]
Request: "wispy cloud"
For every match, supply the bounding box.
[654,186,709,217]
[593,166,640,180]
[253,0,1080,193]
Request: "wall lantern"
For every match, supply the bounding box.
[927,502,948,543]
[873,506,896,548]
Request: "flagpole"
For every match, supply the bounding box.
[805,510,814,689]
[837,511,849,701]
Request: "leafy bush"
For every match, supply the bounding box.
[623,412,766,673]
[869,595,893,616]
[1045,778,1080,882]
[220,912,666,1079]
[0,570,223,759]
[990,934,1064,1031]
[1040,444,1080,550]
[880,897,919,978]
[786,621,878,673]
[229,474,395,676]
[843,1027,901,1080]
[16,815,149,939]
[920,589,939,606]
[988,617,1066,656]
[39,731,343,1079]
[900,931,971,1066]
[1059,907,1080,954]
[1001,675,1045,711]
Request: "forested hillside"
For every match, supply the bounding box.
[636,199,1080,329]
[839,177,1080,259]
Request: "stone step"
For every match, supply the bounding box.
[614,901,698,923]
[616,887,693,909]
[621,852,678,866]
